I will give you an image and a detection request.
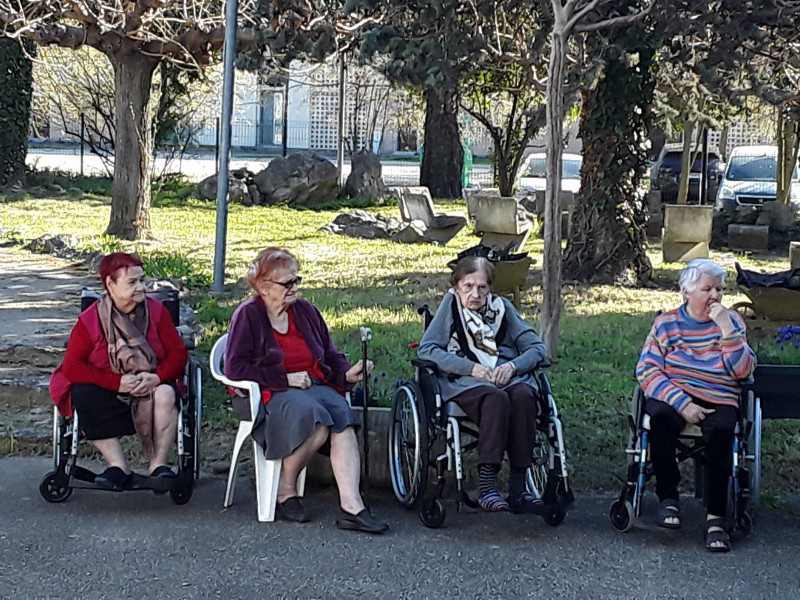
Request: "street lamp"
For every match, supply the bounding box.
[212,0,239,294]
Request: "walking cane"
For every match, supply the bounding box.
[359,326,373,511]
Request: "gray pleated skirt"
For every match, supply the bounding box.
[251,384,359,460]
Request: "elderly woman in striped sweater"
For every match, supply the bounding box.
[636,259,756,552]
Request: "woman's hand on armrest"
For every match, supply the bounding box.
[287,371,312,389]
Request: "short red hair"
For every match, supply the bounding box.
[246,247,298,291]
[98,252,144,291]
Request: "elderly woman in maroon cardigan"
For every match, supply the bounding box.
[58,252,187,489]
[224,247,388,534]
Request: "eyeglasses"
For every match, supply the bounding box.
[268,276,302,289]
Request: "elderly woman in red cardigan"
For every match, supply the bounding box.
[58,252,187,489]
[224,247,388,534]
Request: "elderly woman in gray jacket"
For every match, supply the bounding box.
[418,256,548,514]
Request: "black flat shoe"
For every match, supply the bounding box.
[95,466,132,490]
[276,497,310,523]
[508,492,548,516]
[336,509,389,534]
[150,465,176,495]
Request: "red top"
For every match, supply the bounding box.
[256,310,333,404]
[274,310,326,381]
[61,299,187,391]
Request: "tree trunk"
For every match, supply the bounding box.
[420,83,463,198]
[541,29,566,360]
[777,107,799,205]
[563,45,653,286]
[105,48,159,240]
[0,38,34,188]
[677,121,693,205]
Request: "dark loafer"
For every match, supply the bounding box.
[276,497,310,523]
[95,466,131,490]
[508,492,548,515]
[150,465,177,478]
[150,465,177,495]
[336,509,389,534]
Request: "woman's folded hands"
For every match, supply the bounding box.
[470,362,516,386]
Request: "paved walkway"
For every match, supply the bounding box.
[2,457,800,599]
[0,245,97,350]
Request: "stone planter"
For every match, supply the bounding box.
[308,406,393,487]
[493,256,532,309]
[728,224,769,252]
[790,241,800,269]
[662,204,714,263]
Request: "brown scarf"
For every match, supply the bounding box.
[97,293,158,455]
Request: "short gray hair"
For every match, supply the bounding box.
[678,259,727,294]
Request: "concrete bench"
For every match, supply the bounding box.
[394,186,467,245]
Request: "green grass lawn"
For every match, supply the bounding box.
[3,186,798,493]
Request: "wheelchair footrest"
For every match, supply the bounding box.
[69,471,175,492]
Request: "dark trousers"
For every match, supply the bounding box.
[645,397,737,517]
[453,383,539,469]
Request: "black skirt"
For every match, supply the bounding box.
[71,383,136,440]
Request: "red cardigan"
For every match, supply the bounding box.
[54,297,187,413]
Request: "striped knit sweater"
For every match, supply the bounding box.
[635,304,756,411]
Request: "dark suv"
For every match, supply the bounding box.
[652,149,723,204]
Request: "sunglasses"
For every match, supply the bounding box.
[268,276,302,289]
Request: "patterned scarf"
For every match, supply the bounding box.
[97,293,157,454]
[447,288,506,367]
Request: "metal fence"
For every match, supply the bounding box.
[28,143,496,188]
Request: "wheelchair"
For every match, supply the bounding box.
[388,306,574,528]
[39,289,202,506]
[609,386,755,539]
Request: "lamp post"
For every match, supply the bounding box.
[212,0,239,294]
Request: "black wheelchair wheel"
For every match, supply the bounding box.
[609,500,635,532]
[419,498,446,529]
[543,500,566,526]
[40,471,72,503]
[190,363,203,480]
[389,381,429,508]
[170,481,193,505]
[527,430,550,499]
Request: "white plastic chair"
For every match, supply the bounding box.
[209,333,305,522]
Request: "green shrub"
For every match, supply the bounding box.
[140,250,212,288]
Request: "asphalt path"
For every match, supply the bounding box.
[2,457,799,599]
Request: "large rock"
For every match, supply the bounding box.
[756,200,796,232]
[344,150,390,201]
[253,153,339,207]
[319,210,401,240]
[196,169,255,205]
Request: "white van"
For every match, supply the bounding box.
[715,145,800,211]
[518,152,583,195]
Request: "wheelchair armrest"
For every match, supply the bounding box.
[411,358,439,373]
